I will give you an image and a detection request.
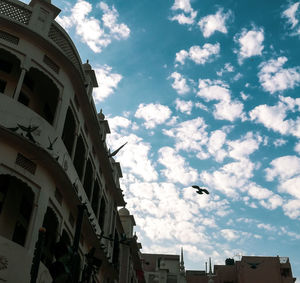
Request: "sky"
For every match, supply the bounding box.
[23,0,300,278]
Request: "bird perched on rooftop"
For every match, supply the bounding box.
[192,185,209,195]
[247,262,260,269]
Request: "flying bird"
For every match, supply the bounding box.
[108,142,127,158]
[192,185,209,195]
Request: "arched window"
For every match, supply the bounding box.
[0,174,34,247]
[18,67,59,124]
[61,107,76,156]
[41,207,59,268]
[91,180,100,215]
[83,159,93,200]
[73,135,86,179]
[0,48,21,97]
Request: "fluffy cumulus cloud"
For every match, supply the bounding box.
[135,103,172,129]
[169,72,190,94]
[249,95,300,137]
[198,9,232,38]
[258,57,300,94]
[93,65,122,102]
[282,2,300,35]
[107,132,158,182]
[158,147,198,185]
[57,0,129,53]
[175,99,193,114]
[265,155,300,218]
[163,117,209,153]
[170,0,197,25]
[197,79,244,121]
[175,43,220,65]
[235,27,264,64]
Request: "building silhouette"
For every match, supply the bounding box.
[0,0,144,281]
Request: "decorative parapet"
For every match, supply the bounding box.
[0,0,32,25]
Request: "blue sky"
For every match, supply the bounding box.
[24,0,300,278]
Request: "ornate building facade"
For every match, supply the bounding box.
[0,0,144,282]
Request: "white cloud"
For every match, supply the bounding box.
[197,79,244,121]
[235,27,264,64]
[158,147,198,185]
[107,116,131,132]
[227,132,261,161]
[295,141,300,154]
[56,0,129,53]
[273,138,287,147]
[249,96,300,137]
[282,2,300,35]
[217,63,235,76]
[197,79,231,102]
[198,9,232,38]
[266,155,300,181]
[175,99,193,114]
[257,223,276,232]
[258,57,300,94]
[99,2,130,39]
[170,11,197,25]
[93,65,122,102]
[207,130,227,162]
[220,229,239,241]
[213,100,244,121]
[201,159,255,198]
[163,117,208,153]
[170,0,197,25]
[107,133,158,182]
[135,103,172,129]
[175,43,220,65]
[169,72,190,94]
[283,199,300,219]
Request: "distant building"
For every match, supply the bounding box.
[0,0,144,282]
[142,250,186,283]
[186,256,296,283]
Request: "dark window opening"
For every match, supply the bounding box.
[0,78,7,93]
[0,175,10,213]
[0,175,34,247]
[61,107,76,156]
[98,198,106,231]
[18,92,30,106]
[23,73,34,91]
[73,135,86,179]
[20,68,59,125]
[43,102,54,124]
[83,159,93,200]
[0,58,13,73]
[91,180,100,215]
[54,188,63,205]
[41,207,59,269]
[112,231,120,269]
[281,268,291,277]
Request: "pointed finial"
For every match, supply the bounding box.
[209,257,212,274]
[180,247,185,271]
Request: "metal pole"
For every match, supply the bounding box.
[30,227,46,283]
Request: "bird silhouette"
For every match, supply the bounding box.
[47,136,58,150]
[192,185,209,195]
[17,124,39,143]
[247,262,260,269]
[108,142,127,158]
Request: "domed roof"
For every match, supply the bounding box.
[119,207,130,216]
